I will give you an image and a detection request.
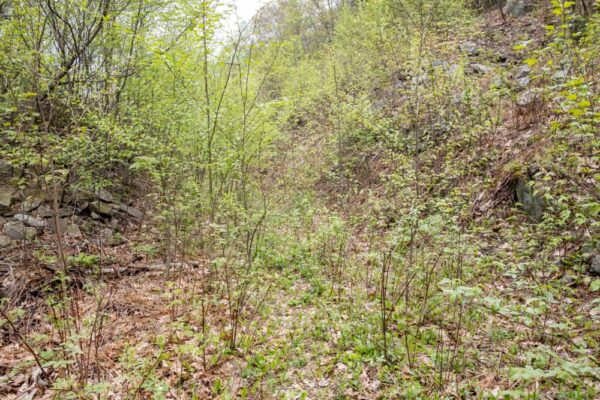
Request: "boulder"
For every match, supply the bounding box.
[552,69,568,81]
[37,205,54,218]
[460,41,480,56]
[22,196,44,212]
[64,189,94,205]
[63,222,82,237]
[119,203,143,219]
[470,63,492,74]
[0,234,11,248]
[516,90,540,107]
[513,65,531,89]
[0,185,15,215]
[95,189,114,203]
[13,213,45,229]
[100,228,126,246]
[503,0,533,17]
[4,221,37,241]
[515,76,531,89]
[89,201,114,216]
[513,64,531,79]
[107,218,118,229]
[46,218,82,237]
[591,254,600,275]
[515,177,545,221]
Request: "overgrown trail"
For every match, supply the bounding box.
[1,0,599,398]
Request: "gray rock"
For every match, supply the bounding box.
[89,201,114,216]
[591,254,600,275]
[460,41,480,56]
[0,185,15,214]
[58,206,76,217]
[100,228,125,246]
[63,221,82,237]
[22,196,44,212]
[517,90,540,107]
[552,69,568,81]
[4,221,37,241]
[65,189,94,204]
[503,0,533,17]
[107,218,118,229]
[13,213,45,229]
[470,63,492,74]
[46,218,81,236]
[95,189,114,203]
[0,234,11,248]
[515,76,531,89]
[432,60,447,68]
[515,177,545,221]
[90,212,101,220]
[37,205,54,218]
[513,64,531,79]
[491,75,505,88]
[118,203,143,219]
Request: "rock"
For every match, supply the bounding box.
[460,41,480,56]
[470,63,492,74]
[491,75,505,88]
[65,189,94,205]
[58,206,76,218]
[515,177,545,221]
[91,212,101,220]
[411,73,429,85]
[118,203,143,219]
[431,60,448,68]
[0,160,12,183]
[591,254,600,275]
[0,234,11,248]
[13,213,45,229]
[95,189,114,203]
[4,221,37,241]
[503,0,533,17]
[37,205,53,218]
[0,185,15,215]
[512,64,531,89]
[516,90,540,107]
[89,201,114,216]
[552,69,568,81]
[515,76,531,89]
[63,221,82,237]
[22,196,44,212]
[513,64,531,80]
[107,218,118,229]
[46,218,81,236]
[100,228,125,246]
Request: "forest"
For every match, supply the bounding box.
[0,0,599,398]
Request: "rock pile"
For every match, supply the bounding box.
[0,185,143,248]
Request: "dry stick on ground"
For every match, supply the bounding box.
[0,307,49,378]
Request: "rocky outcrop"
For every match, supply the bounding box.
[0,183,143,247]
